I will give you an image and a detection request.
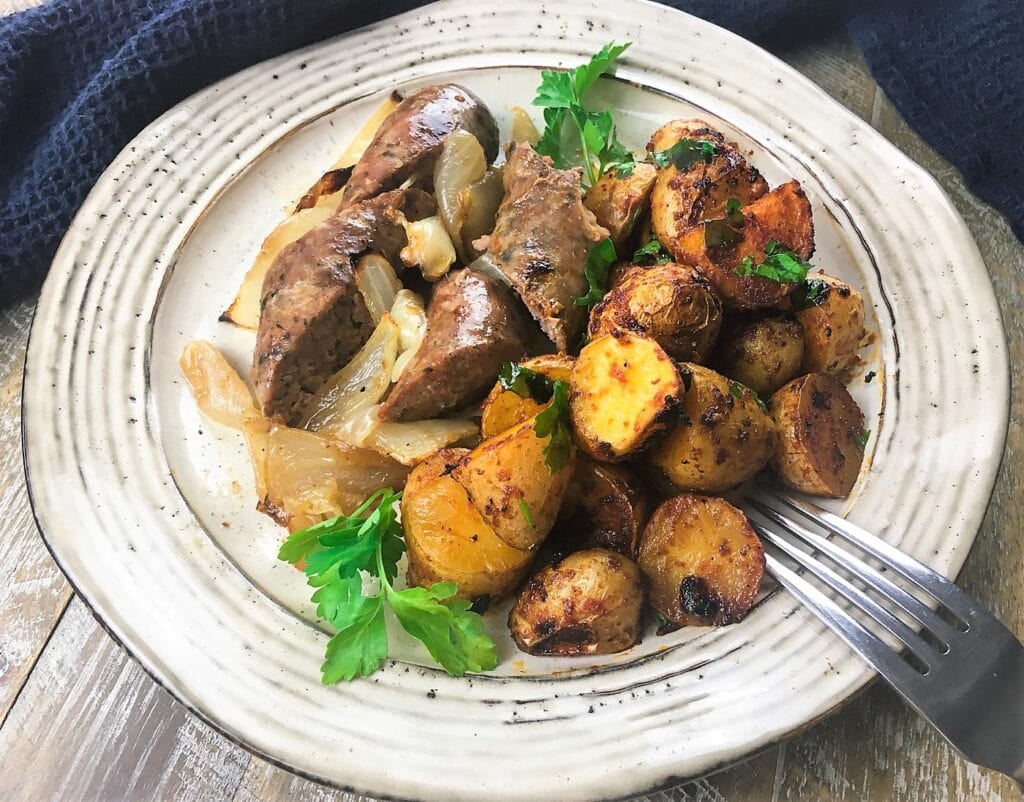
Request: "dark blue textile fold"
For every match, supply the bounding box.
[0,0,1020,302]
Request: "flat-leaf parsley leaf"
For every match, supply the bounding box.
[734,239,812,284]
[574,237,617,308]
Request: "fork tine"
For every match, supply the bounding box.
[763,553,926,690]
[747,509,937,666]
[769,490,974,621]
[747,497,962,646]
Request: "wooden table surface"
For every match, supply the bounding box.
[1,18,1022,802]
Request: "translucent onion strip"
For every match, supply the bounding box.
[366,419,479,466]
[178,340,259,429]
[355,254,403,325]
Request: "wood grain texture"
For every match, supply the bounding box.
[0,30,1021,802]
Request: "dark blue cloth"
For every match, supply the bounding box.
[1,0,1021,303]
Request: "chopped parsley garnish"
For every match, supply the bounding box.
[650,137,718,170]
[500,362,574,473]
[734,239,812,284]
[518,499,534,527]
[278,489,497,682]
[794,278,831,308]
[857,428,871,449]
[533,42,635,187]
[632,238,673,265]
[724,196,744,226]
[729,380,768,413]
[704,196,745,249]
[574,237,617,308]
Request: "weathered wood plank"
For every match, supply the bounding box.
[0,597,251,800]
[0,300,74,723]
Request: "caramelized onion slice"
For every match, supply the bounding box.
[355,254,403,325]
[179,340,258,429]
[366,419,479,466]
[400,215,457,280]
[299,315,400,435]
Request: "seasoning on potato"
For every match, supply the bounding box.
[508,549,645,655]
[570,332,685,462]
[638,494,765,628]
[554,458,651,558]
[480,354,574,438]
[587,263,723,363]
[583,162,659,251]
[403,449,534,607]
[713,314,804,397]
[651,363,777,493]
[794,273,866,377]
[770,372,867,497]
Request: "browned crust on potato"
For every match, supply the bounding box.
[584,163,658,251]
[670,181,815,310]
[588,263,723,363]
[650,363,777,493]
[638,494,765,627]
[508,548,644,655]
[479,354,574,439]
[713,314,804,397]
[769,372,866,497]
[795,273,866,378]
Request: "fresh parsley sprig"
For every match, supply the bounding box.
[574,237,617,309]
[632,238,673,265]
[650,137,718,170]
[279,489,497,683]
[498,363,574,473]
[533,42,635,187]
[734,239,812,284]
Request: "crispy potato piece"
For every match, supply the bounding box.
[588,263,723,363]
[584,163,658,251]
[509,549,644,655]
[672,181,815,310]
[651,363,776,493]
[554,458,651,558]
[451,412,575,550]
[570,333,685,462]
[795,274,866,377]
[713,314,804,397]
[770,373,866,497]
[403,448,533,606]
[649,120,768,247]
[479,354,574,438]
[638,494,765,627]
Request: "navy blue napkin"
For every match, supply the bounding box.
[1,0,1020,303]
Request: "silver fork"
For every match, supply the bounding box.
[740,487,1024,785]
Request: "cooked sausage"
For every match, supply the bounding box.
[341,84,499,207]
[378,269,530,421]
[483,143,610,352]
[253,188,435,423]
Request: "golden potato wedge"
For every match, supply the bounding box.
[638,494,765,627]
[648,120,769,247]
[479,354,574,438]
[451,412,575,551]
[588,263,723,363]
[770,373,866,497]
[584,163,658,251]
[795,274,866,377]
[402,448,534,606]
[554,458,651,558]
[713,314,804,397]
[509,549,644,655]
[651,363,776,493]
[672,181,815,310]
[570,332,685,462]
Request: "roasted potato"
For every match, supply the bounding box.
[402,449,534,606]
[479,354,574,438]
[638,494,765,627]
[554,458,651,558]
[671,181,815,310]
[795,274,866,377]
[648,120,768,244]
[588,263,723,363]
[452,411,575,550]
[584,163,658,251]
[508,549,644,655]
[713,314,804,397]
[651,363,776,493]
[569,332,685,461]
[770,373,866,497]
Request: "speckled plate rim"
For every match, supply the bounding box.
[22,1,1009,800]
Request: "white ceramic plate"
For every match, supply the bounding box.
[23,1,1009,799]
